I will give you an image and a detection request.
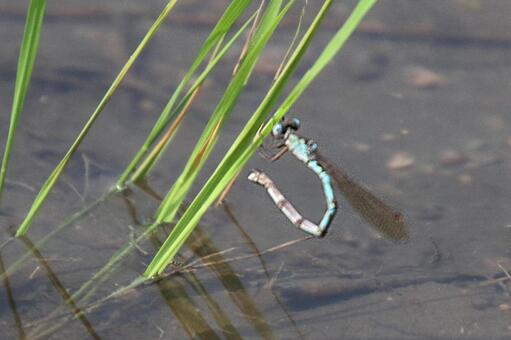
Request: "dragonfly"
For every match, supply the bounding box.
[248,117,409,241]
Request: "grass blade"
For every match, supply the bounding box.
[15,0,179,236]
[0,0,47,203]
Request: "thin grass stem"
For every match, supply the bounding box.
[0,0,47,203]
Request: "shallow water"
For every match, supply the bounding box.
[1,1,511,339]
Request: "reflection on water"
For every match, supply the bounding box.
[0,186,311,339]
[1,178,509,339]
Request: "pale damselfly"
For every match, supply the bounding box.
[248,117,409,241]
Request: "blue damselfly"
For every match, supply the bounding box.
[248,117,408,241]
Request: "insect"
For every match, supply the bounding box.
[248,117,409,241]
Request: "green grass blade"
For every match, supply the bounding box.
[116,0,253,187]
[145,0,378,277]
[153,0,289,226]
[268,0,379,124]
[15,0,179,236]
[0,0,47,203]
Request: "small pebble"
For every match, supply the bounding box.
[454,0,482,11]
[419,164,437,176]
[387,152,414,170]
[404,66,448,89]
[499,304,510,311]
[139,99,156,113]
[439,149,467,166]
[457,174,473,185]
[344,51,388,81]
[466,139,487,151]
[380,133,396,142]
[471,297,493,310]
[483,116,507,131]
[353,142,371,152]
[415,205,444,221]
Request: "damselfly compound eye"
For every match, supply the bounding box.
[272,123,284,137]
[290,118,300,130]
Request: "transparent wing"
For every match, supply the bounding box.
[315,153,409,242]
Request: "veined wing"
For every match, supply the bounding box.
[315,153,409,242]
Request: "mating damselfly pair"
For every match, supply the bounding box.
[248,117,409,242]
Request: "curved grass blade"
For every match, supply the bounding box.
[145,0,378,277]
[0,0,47,203]
[15,0,179,236]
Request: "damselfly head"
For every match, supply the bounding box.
[272,117,301,138]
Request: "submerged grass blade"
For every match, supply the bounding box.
[145,0,378,276]
[116,0,253,186]
[187,229,274,339]
[156,277,222,339]
[0,252,26,338]
[18,236,101,339]
[15,0,178,236]
[0,0,46,203]
[1,189,114,279]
